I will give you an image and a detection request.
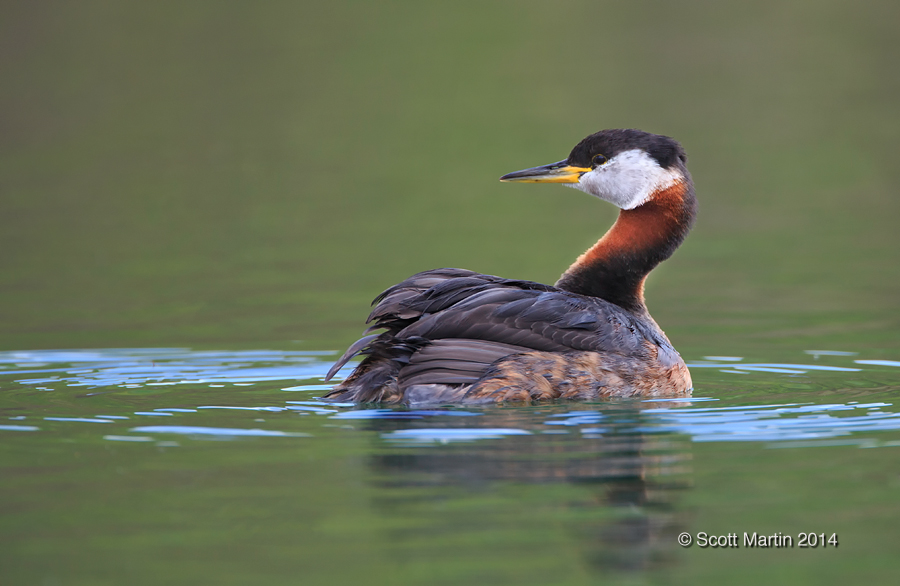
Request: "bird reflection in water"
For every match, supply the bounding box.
[362,403,692,577]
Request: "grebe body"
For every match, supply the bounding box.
[325,129,696,404]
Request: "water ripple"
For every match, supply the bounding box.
[0,348,334,388]
[383,428,532,443]
[131,426,311,437]
[2,348,898,448]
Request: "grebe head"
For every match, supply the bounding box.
[500,129,688,210]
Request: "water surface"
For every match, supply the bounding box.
[3,348,899,585]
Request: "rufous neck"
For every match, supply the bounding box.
[554,181,696,312]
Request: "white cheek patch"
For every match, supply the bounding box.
[572,149,683,209]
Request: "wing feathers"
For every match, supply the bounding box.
[328,268,662,397]
[398,339,534,386]
[324,333,380,381]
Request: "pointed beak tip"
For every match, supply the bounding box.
[498,162,590,184]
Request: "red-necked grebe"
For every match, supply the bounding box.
[325,129,696,404]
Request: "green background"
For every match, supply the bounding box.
[3,0,898,355]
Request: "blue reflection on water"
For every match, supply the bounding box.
[687,361,860,373]
[330,409,481,420]
[0,348,334,387]
[640,402,900,442]
[383,428,532,443]
[44,417,112,423]
[856,360,900,368]
[131,426,311,437]
[0,424,40,431]
[1,348,899,448]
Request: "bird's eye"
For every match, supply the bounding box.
[591,154,607,168]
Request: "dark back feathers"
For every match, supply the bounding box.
[325,268,673,391]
